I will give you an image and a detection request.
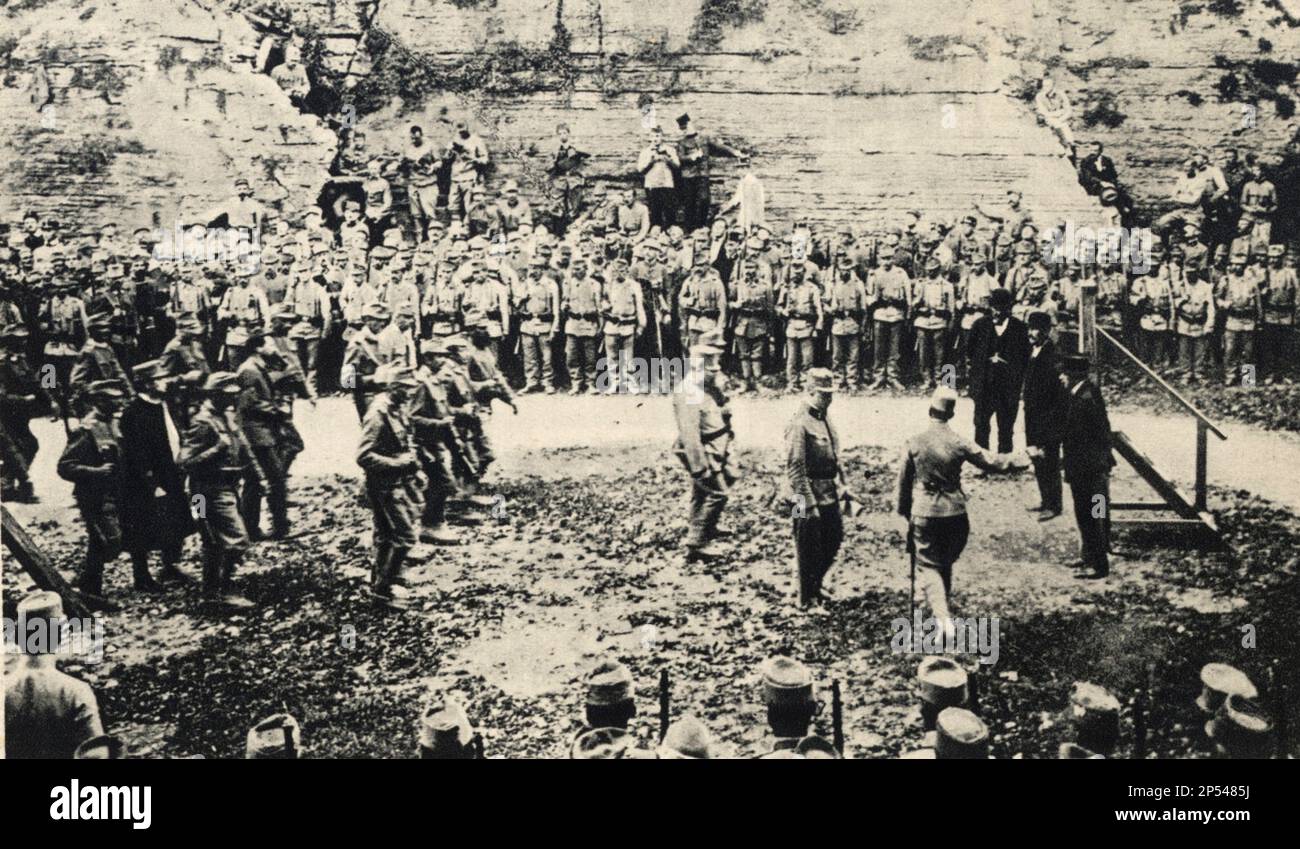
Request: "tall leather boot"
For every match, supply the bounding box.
[221,552,254,610]
[131,551,164,594]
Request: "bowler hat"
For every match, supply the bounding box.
[989,287,1012,308]
[1206,694,1272,759]
[1027,310,1052,332]
[1060,354,1091,374]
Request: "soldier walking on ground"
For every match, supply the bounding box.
[672,329,734,563]
[896,387,1023,639]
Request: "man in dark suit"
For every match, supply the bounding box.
[1078,141,1118,196]
[1021,311,1063,519]
[967,287,1029,454]
[1037,354,1116,579]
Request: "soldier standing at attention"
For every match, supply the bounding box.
[56,380,128,599]
[826,254,868,390]
[1261,245,1296,383]
[779,262,823,391]
[356,364,424,611]
[562,255,603,394]
[1216,253,1260,386]
[600,258,646,394]
[518,254,561,394]
[913,256,956,390]
[672,329,734,563]
[236,333,292,540]
[177,372,259,612]
[730,261,775,393]
[896,387,1022,637]
[1037,354,1116,580]
[785,368,849,612]
[867,248,912,390]
[679,257,728,352]
[1174,255,1216,384]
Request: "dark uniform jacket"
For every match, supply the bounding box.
[56,412,121,503]
[672,371,734,481]
[356,392,416,486]
[236,357,282,448]
[785,402,842,508]
[895,421,1011,519]
[177,403,254,489]
[1021,339,1062,447]
[1048,378,1115,484]
[70,341,133,408]
[119,395,192,550]
[967,314,1029,401]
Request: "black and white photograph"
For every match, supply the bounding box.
[0,0,1295,811]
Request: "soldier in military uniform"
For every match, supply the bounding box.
[600,258,646,394]
[1174,256,1217,384]
[282,270,328,387]
[1216,253,1261,386]
[730,261,775,393]
[410,339,460,546]
[913,256,956,390]
[1261,244,1297,383]
[1,326,48,502]
[1130,248,1176,367]
[678,258,728,354]
[159,315,210,433]
[344,302,389,420]
[356,364,423,611]
[177,372,258,612]
[39,280,87,424]
[867,248,911,390]
[56,380,128,599]
[824,255,868,390]
[785,368,849,610]
[954,245,996,388]
[516,255,561,394]
[236,333,292,540]
[217,267,270,369]
[672,329,734,563]
[69,313,133,418]
[896,387,1020,633]
[562,255,603,394]
[1038,355,1115,579]
[779,262,823,391]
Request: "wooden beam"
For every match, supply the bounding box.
[1,505,105,617]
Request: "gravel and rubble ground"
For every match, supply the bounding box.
[3,395,1299,759]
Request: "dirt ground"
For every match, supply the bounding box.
[4,393,1298,759]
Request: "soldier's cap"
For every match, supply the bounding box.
[1206,693,1272,758]
[246,714,302,760]
[806,367,837,393]
[418,695,474,753]
[82,378,127,400]
[571,727,632,759]
[585,659,634,706]
[202,372,242,396]
[761,656,815,707]
[529,253,549,267]
[104,263,125,279]
[925,255,943,271]
[1229,252,1247,265]
[75,734,128,760]
[1069,681,1122,754]
[928,385,959,421]
[362,303,391,322]
[1197,662,1257,715]
[1060,353,1091,374]
[795,735,841,759]
[1014,241,1034,255]
[935,707,989,760]
[420,337,451,357]
[1027,310,1053,332]
[834,252,854,269]
[468,235,491,253]
[689,327,725,356]
[917,655,968,707]
[17,590,64,643]
[371,245,396,260]
[502,179,520,193]
[657,714,716,759]
[1268,244,1286,257]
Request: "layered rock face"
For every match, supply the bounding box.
[3,0,1297,234]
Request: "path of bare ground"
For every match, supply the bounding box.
[4,394,1298,758]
